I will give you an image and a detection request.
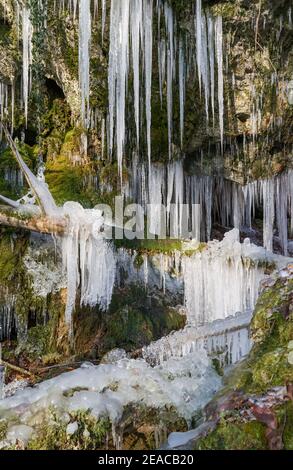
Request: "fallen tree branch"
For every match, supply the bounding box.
[0,209,67,235]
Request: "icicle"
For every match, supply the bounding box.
[131,0,143,148]
[276,174,288,256]
[164,2,174,159]
[201,13,210,121]
[168,162,184,238]
[148,164,165,236]
[262,179,275,253]
[208,16,215,125]
[215,16,224,151]
[94,0,99,20]
[143,311,252,367]
[22,6,33,127]
[144,0,153,169]
[101,0,106,43]
[196,0,202,93]
[108,0,130,180]
[158,37,166,105]
[179,38,186,147]
[79,0,91,129]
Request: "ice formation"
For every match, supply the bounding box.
[21,5,33,127]
[0,352,221,447]
[106,0,224,175]
[183,230,267,325]
[124,160,293,254]
[79,0,91,128]
[179,38,186,147]
[0,292,15,342]
[61,202,116,327]
[108,0,130,179]
[215,16,224,150]
[143,311,252,367]
[164,1,174,159]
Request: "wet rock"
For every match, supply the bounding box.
[101,349,128,364]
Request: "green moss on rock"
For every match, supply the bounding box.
[197,420,268,450]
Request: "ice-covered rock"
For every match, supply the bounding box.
[6,425,34,446]
[66,422,78,436]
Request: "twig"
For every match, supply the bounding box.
[1,360,35,378]
[255,1,262,51]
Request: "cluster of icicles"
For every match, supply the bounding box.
[13,0,224,178]
[124,160,293,255]
[107,0,224,177]
[61,202,116,329]
[118,229,280,327]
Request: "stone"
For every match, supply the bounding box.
[66,422,78,436]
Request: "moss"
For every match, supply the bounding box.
[251,349,293,392]
[115,238,183,254]
[105,306,155,350]
[197,419,268,450]
[17,324,51,359]
[236,277,293,393]
[0,421,8,442]
[0,230,28,284]
[46,154,86,205]
[26,410,110,450]
[276,401,293,450]
[98,286,185,354]
[212,358,224,377]
[115,239,207,256]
